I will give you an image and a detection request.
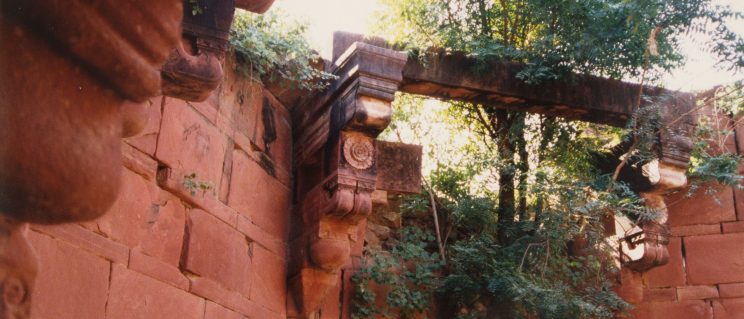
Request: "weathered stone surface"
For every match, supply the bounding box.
[33,224,129,264]
[28,231,110,319]
[156,166,239,227]
[713,298,744,319]
[630,300,713,319]
[250,245,287,315]
[722,221,744,234]
[236,214,286,258]
[617,267,644,304]
[644,237,685,288]
[719,283,744,298]
[107,265,204,319]
[206,301,246,319]
[183,209,253,298]
[644,288,677,302]
[375,141,422,194]
[228,149,291,238]
[189,91,220,124]
[671,224,721,237]
[129,250,189,290]
[667,185,736,227]
[96,170,186,266]
[121,142,159,181]
[735,188,744,221]
[264,91,294,177]
[156,98,229,189]
[685,233,744,285]
[677,285,719,300]
[125,96,164,156]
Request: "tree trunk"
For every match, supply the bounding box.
[494,109,516,245]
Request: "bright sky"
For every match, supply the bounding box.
[272,0,744,92]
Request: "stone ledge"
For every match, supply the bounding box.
[32,224,129,265]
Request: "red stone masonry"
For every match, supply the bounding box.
[28,58,291,319]
[621,113,744,319]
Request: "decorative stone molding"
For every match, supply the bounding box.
[290,41,408,318]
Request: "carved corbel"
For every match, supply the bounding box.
[161,0,276,101]
[619,93,696,271]
[290,42,408,318]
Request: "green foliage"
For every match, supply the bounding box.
[352,227,444,319]
[375,0,744,83]
[187,0,203,16]
[182,173,213,196]
[688,82,744,189]
[230,11,335,91]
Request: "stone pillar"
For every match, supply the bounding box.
[289,42,408,318]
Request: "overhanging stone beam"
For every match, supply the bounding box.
[401,51,694,128]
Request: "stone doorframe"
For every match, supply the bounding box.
[288,32,697,318]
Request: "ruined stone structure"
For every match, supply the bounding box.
[0,2,741,318]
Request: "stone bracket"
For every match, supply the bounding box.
[290,41,408,318]
[161,0,277,101]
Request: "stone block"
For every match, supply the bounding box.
[685,233,744,285]
[28,231,110,319]
[226,76,263,148]
[644,288,677,302]
[129,250,189,290]
[190,276,282,319]
[630,300,713,319]
[236,214,286,258]
[184,208,253,297]
[228,149,291,239]
[262,90,293,176]
[107,265,204,319]
[250,245,287,315]
[671,224,721,237]
[156,97,228,191]
[719,283,744,298]
[121,141,159,181]
[157,166,238,228]
[722,221,744,234]
[713,298,744,319]
[644,237,686,288]
[32,223,129,264]
[667,185,736,227]
[735,188,744,221]
[189,90,220,124]
[96,169,186,266]
[617,267,644,304]
[124,96,163,155]
[206,301,246,319]
[677,285,719,300]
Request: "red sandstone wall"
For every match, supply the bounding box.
[27,61,292,319]
[620,120,744,319]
